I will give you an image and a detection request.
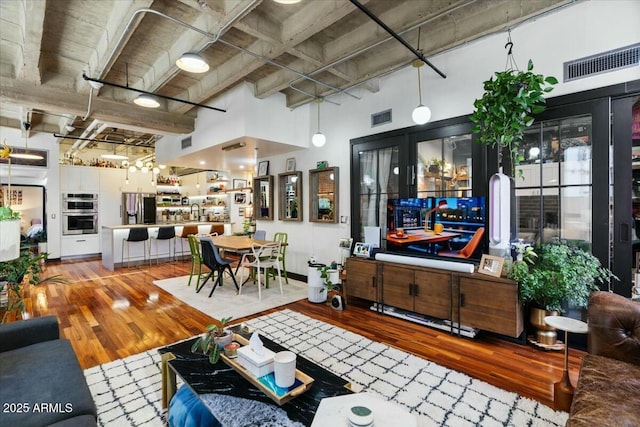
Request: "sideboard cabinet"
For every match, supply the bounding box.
[345,257,523,338]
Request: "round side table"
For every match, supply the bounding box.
[543,316,588,412]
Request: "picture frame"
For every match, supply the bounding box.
[234,193,247,204]
[233,179,247,189]
[353,242,373,258]
[258,161,269,176]
[286,157,296,172]
[456,164,469,179]
[338,237,353,249]
[477,254,504,277]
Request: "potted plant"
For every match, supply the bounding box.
[190,316,234,364]
[509,240,615,344]
[0,248,66,323]
[470,60,558,177]
[0,206,21,262]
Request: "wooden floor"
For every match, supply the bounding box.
[22,256,584,411]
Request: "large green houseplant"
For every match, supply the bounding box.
[509,240,614,313]
[470,60,558,177]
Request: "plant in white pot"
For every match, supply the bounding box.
[191,316,234,364]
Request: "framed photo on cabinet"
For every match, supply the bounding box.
[258,161,269,176]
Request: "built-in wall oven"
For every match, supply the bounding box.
[62,193,99,235]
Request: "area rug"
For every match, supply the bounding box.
[84,309,568,427]
[152,274,308,320]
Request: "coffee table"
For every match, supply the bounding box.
[159,326,353,426]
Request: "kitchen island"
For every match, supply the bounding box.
[101,222,228,271]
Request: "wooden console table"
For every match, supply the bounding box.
[345,257,523,338]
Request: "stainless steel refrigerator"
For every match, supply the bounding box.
[122,193,157,225]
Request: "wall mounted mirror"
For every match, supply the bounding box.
[309,166,338,223]
[278,171,302,221]
[253,175,273,221]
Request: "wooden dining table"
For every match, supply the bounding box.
[209,235,276,252]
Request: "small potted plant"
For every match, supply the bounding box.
[0,206,21,262]
[191,316,234,364]
[470,60,558,177]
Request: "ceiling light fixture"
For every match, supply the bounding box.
[221,142,246,151]
[311,98,326,147]
[10,122,43,160]
[133,93,161,108]
[101,143,129,160]
[176,52,210,73]
[411,59,431,125]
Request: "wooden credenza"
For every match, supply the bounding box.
[345,257,523,338]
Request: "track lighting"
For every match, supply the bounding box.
[176,52,209,73]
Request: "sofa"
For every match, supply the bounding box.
[0,316,97,427]
[567,291,640,426]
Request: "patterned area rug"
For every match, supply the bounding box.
[84,309,568,427]
[152,274,308,320]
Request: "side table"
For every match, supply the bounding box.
[543,315,588,412]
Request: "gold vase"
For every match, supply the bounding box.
[530,307,559,345]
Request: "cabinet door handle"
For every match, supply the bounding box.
[76,239,86,242]
[460,293,465,307]
[413,283,418,297]
[371,276,376,288]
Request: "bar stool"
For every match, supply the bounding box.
[122,227,150,267]
[150,226,176,263]
[178,225,199,260]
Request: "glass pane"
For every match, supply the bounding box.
[357,146,399,240]
[417,135,472,198]
[561,185,592,248]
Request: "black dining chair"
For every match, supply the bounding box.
[198,236,239,297]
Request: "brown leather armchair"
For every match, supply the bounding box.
[567,291,640,426]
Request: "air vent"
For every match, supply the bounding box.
[371,109,392,127]
[564,43,639,82]
[181,136,192,149]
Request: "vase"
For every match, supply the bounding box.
[214,331,233,349]
[530,307,559,345]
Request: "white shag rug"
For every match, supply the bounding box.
[152,274,308,320]
[84,309,568,427]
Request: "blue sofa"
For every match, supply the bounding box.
[0,316,97,426]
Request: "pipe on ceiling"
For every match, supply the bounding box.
[348,0,446,79]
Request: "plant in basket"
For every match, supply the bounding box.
[191,316,233,364]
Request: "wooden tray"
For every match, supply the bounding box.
[221,333,314,406]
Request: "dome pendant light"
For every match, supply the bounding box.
[134,93,160,108]
[411,59,431,125]
[312,97,326,147]
[176,52,210,73]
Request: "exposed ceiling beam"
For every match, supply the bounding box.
[1,79,195,134]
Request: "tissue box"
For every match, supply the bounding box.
[237,345,275,377]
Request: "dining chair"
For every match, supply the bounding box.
[198,236,239,297]
[150,226,176,263]
[179,225,199,260]
[253,230,266,240]
[438,227,485,258]
[268,232,288,284]
[121,227,150,268]
[238,242,283,301]
[187,235,205,288]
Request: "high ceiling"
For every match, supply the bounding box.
[0,0,570,171]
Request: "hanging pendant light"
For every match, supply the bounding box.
[134,93,160,108]
[101,144,128,160]
[411,59,431,125]
[10,122,43,160]
[312,97,326,147]
[176,52,210,73]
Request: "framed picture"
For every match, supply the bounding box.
[258,161,269,176]
[234,193,247,204]
[353,242,373,258]
[317,160,328,169]
[478,254,504,277]
[338,237,353,249]
[233,179,247,189]
[286,157,296,172]
[456,164,469,179]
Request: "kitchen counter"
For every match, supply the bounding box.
[101,222,230,270]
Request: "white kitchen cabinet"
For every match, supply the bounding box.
[60,235,100,257]
[99,168,126,228]
[60,165,100,192]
